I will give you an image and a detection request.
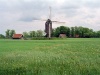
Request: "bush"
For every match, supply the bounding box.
[31,37,49,40]
[31,37,67,40]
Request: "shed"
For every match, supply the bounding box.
[59,34,66,38]
[75,34,79,38]
[12,34,23,39]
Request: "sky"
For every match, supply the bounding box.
[0,0,100,34]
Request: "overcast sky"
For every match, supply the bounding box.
[0,0,100,34]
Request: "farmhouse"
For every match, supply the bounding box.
[12,34,23,39]
[59,34,66,38]
[75,34,79,38]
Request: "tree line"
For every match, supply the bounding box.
[52,26,100,38]
[0,26,100,39]
[0,29,44,39]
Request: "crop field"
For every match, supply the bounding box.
[0,38,100,75]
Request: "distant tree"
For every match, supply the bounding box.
[5,29,10,38]
[74,26,80,37]
[54,27,60,37]
[83,28,91,38]
[0,34,5,39]
[66,27,70,37]
[29,31,36,38]
[59,26,67,34]
[70,27,75,37]
[10,30,16,38]
[36,30,43,37]
[5,29,16,38]
[92,31,97,38]
[51,28,56,37]
[89,29,94,37]
[96,31,100,37]
[23,32,29,39]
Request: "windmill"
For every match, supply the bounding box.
[45,7,65,39]
[45,7,52,39]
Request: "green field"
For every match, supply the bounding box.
[0,38,100,75]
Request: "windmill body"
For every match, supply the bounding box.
[45,19,52,38]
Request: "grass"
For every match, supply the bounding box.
[0,38,100,75]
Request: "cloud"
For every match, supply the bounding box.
[0,0,100,34]
[19,16,41,22]
[83,0,100,8]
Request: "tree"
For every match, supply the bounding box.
[0,34,5,39]
[5,29,16,38]
[54,27,60,37]
[23,32,29,39]
[59,26,67,34]
[96,31,100,37]
[66,27,70,37]
[51,28,56,37]
[5,29,10,38]
[77,26,83,38]
[36,30,43,37]
[10,30,16,38]
[74,26,80,37]
[29,31,36,38]
[92,31,97,38]
[70,27,75,37]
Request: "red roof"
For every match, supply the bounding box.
[12,34,23,39]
